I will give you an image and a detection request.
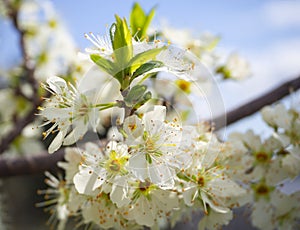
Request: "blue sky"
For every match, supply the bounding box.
[1,0,300,134]
[51,0,299,51]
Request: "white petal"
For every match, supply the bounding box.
[183,187,197,206]
[63,121,88,145]
[201,191,229,214]
[154,190,179,211]
[143,106,166,131]
[198,210,233,230]
[47,76,67,94]
[88,108,99,132]
[73,166,103,194]
[123,115,143,139]
[208,178,245,198]
[133,197,155,227]
[110,179,130,208]
[129,153,148,181]
[251,201,273,230]
[48,130,66,153]
[148,162,175,188]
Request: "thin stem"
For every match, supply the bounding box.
[94,102,117,108]
[99,104,116,111]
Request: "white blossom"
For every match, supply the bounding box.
[39,76,99,153]
[126,106,190,188]
[223,53,251,80]
[124,181,179,227]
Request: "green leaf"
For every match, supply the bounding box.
[132,60,164,79]
[130,3,155,41]
[90,54,121,82]
[128,46,166,75]
[142,8,155,38]
[124,84,147,106]
[110,15,133,65]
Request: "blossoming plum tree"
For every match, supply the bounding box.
[0,1,299,230]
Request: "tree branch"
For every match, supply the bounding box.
[0,150,65,177]
[212,75,300,130]
[1,75,300,177]
[0,1,41,155]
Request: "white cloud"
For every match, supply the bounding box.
[249,38,300,81]
[263,1,300,28]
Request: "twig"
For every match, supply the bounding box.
[212,75,300,130]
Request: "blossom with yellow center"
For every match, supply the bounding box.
[127,106,190,188]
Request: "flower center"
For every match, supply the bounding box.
[252,182,274,201]
[197,176,205,187]
[139,180,151,192]
[145,138,156,153]
[109,160,121,172]
[255,152,269,163]
[175,79,191,94]
[256,184,269,195]
[128,123,137,131]
[104,150,128,175]
[78,104,89,117]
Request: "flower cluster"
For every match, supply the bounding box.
[225,103,300,230]
[39,106,246,229]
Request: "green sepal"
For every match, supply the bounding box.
[124,84,147,106]
[133,91,152,110]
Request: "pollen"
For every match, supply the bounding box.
[128,123,137,131]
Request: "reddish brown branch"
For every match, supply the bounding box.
[1,75,300,177]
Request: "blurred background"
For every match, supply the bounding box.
[1,0,300,229]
